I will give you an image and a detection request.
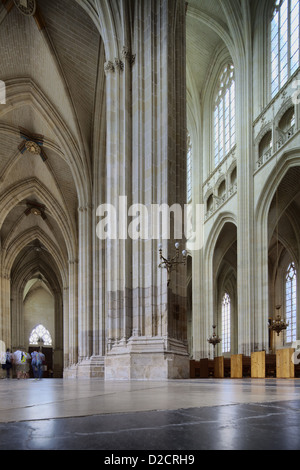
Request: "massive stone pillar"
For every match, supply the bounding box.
[236,51,255,356]
[0,273,11,352]
[78,205,93,361]
[67,259,78,369]
[104,0,189,380]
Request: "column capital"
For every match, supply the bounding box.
[104,58,126,74]
[121,46,136,67]
[114,58,124,72]
[78,204,93,213]
[104,60,115,74]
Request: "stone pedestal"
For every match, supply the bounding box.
[64,356,105,379]
[105,337,189,381]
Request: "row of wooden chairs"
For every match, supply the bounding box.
[190,349,300,379]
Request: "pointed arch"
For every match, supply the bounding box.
[0,178,77,263]
[255,149,300,226]
[205,212,237,265]
[0,78,91,206]
[3,226,68,286]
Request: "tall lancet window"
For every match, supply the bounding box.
[222,293,231,353]
[187,132,192,203]
[214,64,235,168]
[271,0,300,98]
[285,262,297,343]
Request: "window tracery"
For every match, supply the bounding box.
[271,0,300,97]
[29,324,52,346]
[222,293,231,353]
[285,262,297,343]
[214,64,235,168]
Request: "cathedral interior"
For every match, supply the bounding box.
[0,0,300,452]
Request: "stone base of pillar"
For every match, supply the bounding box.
[63,356,105,379]
[105,337,190,381]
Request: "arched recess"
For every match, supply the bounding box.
[0,179,76,262]
[203,213,237,358]
[268,167,300,350]
[10,252,64,377]
[0,179,74,367]
[255,150,300,351]
[199,43,235,178]
[213,221,238,357]
[186,1,239,183]
[3,227,68,284]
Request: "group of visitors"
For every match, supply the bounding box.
[2,347,45,380]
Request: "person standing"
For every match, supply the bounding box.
[22,350,31,379]
[31,348,38,379]
[37,348,45,380]
[5,349,13,379]
[31,348,45,380]
[13,349,24,379]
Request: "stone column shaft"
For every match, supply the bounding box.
[105,0,189,380]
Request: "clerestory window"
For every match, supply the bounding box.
[271,0,300,98]
[214,64,236,168]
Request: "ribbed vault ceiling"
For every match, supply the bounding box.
[0,0,102,287]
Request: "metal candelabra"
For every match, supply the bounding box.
[158,243,187,286]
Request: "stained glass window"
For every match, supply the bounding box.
[286,263,297,343]
[214,65,235,167]
[222,293,231,353]
[29,324,52,346]
[271,0,300,98]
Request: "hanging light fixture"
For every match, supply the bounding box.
[269,305,289,337]
[158,242,187,286]
[268,151,289,338]
[207,325,222,348]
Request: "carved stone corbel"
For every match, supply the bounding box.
[104,61,115,74]
[114,58,124,72]
[121,46,136,67]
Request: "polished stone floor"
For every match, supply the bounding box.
[0,378,300,451]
